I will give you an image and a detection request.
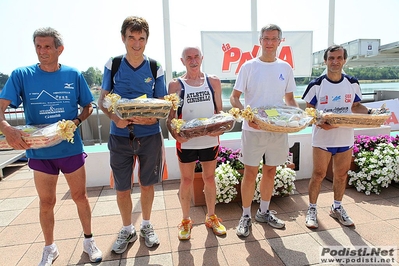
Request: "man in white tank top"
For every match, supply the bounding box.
[167,46,227,240]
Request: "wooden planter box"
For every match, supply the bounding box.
[325,157,356,188]
[191,172,207,206]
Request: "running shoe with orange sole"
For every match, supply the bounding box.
[178,219,193,240]
[205,214,227,235]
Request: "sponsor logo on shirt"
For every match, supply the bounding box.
[279,74,285,81]
[64,83,74,89]
[345,94,352,103]
[320,95,328,104]
[186,90,211,103]
[332,95,341,102]
[323,106,350,113]
[144,77,153,83]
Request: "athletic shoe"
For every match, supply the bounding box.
[112,228,138,254]
[38,245,59,266]
[178,219,193,240]
[255,209,285,229]
[83,238,103,263]
[205,214,227,235]
[236,215,252,237]
[140,224,160,248]
[305,207,319,229]
[329,205,354,226]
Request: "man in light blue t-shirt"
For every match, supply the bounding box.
[0,27,102,265]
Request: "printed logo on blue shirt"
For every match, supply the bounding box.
[332,95,341,102]
[144,77,153,83]
[64,83,74,89]
[279,74,285,81]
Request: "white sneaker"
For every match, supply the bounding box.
[38,245,59,266]
[255,209,285,229]
[140,224,160,248]
[305,207,319,229]
[83,238,103,263]
[112,228,138,254]
[236,215,252,237]
[329,205,354,227]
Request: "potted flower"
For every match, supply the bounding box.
[216,146,244,170]
[348,134,399,195]
[272,165,297,197]
[214,162,242,203]
[195,146,244,172]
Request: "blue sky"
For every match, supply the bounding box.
[0,0,398,75]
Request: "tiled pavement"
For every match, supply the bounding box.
[0,163,398,266]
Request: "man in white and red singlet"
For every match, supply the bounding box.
[167,46,226,240]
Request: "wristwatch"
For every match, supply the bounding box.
[75,117,82,127]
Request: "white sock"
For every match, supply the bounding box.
[45,243,56,250]
[333,200,341,209]
[242,206,251,217]
[260,200,270,214]
[309,203,317,209]
[141,220,150,228]
[123,224,134,233]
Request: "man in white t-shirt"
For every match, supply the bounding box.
[230,24,299,238]
[302,45,371,229]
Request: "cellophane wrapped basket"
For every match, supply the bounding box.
[250,106,313,133]
[103,93,180,120]
[114,98,173,119]
[171,112,236,139]
[0,120,76,150]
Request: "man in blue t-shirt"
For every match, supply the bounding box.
[0,27,102,265]
[98,16,167,253]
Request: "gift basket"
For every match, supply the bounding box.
[306,104,390,128]
[0,120,76,150]
[171,112,237,139]
[320,113,390,128]
[114,98,172,119]
[103,93,180,120]
[240,105,313,133]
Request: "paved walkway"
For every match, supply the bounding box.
[0,163,398,265]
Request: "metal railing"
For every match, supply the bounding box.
[5,106,25,126]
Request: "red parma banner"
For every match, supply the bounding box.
[201,31,313,80]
